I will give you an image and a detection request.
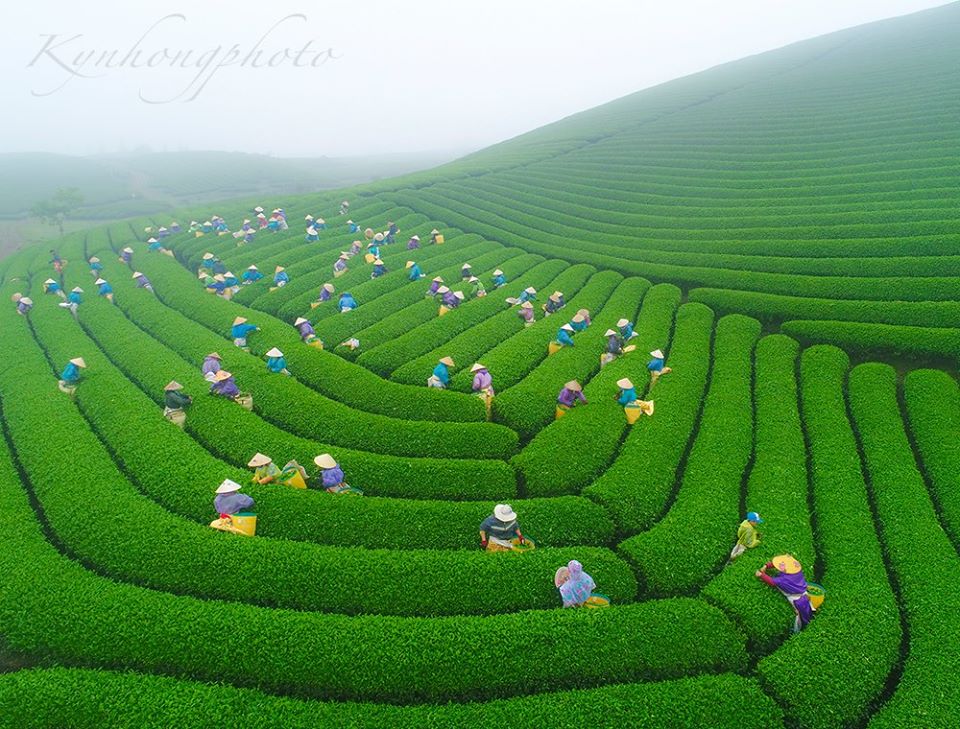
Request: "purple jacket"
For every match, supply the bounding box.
[763,569,814,627]
[201,357,221,377]
[319,288,332,302]
[296,321,316,340]
[210,377,239,398]
[321,465,345,488]
[214,492,254,515]
[428,280,442,295]
[472,369,494,395]
[519,308,534,322]
[557,388,587,407]
[441,291,458,307]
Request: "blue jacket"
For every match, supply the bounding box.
[557,328,575,346]
[274,272,289,285]
[408,264,422,280]
[61,363,81,383]
[338,295,357,312]
[98,282,113,295]
[232,323,257,339]
[619,323,635,339]
[647,357,665,373]
[432,362,450,385]
[519,290,536,303]
[492,274,506,288]
[372,264,386,277]
[570,319,587,332]
[242,270,263,282]
[266,356,287,373]
[68,292,82,305]
[617,387,638,406]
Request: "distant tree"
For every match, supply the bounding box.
[30,187,84,237]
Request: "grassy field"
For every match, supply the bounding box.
[1,4,959,727]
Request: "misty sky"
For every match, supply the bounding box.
[2,0,950,158]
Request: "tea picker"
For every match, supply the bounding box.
[556,380,586,419]
[371,259,387,279]
[334,253,349,277]
[428,356,455,389]
[491,269,506,289]
[132,271,154,292]
[518,301,535,326]
[480,503,534,552]
[294,317,322,348]
[58,357,86,395]
[265,348,291,375]
[95,278,114,303]
[471,363,495,419]
[407,234,421,250]
[231,317,259,349]
[43,278,65,299]
[427,277,444,297]
[617,318,637,340]
[728,511,762,562]
[163,381,192,427]
[210,479,257,536]
[272,266,289,288]
[201,352,222,382]
[338,292,358,313]
[314,453,362,495]
[518,286,537,304]
[756,554,820,633]
[617,377,654,423]
[430,228,444,245]
[12,294,33,316]
[315,283,335,306]
[555,560,608,608]
[647,348,672,387]
[242,265,263,284]
[407,260,424,280]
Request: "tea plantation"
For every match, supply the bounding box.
[1,4,958,727]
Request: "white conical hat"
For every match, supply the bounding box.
[471,363,486,372]
[44,278,56,285]
[275,266,285,273]
[617,378,634,389]
[524,287,536,294]
[493,269,503,276]
[131,272,143,278]
[20,297,32,305]
[572,314,585,323]
[254,206,264,212]
[521,301,533,309]
[453,291,465,300]
[411,234,420,240]
[561,324,574,332]
[294,317,308,326]
[432,276,444,282]
[147,238,158,243]
[71,286,83,293]
[248,265,258,270]
[617,318,630,327]
[314,453,337,469]
[462,263,472,268]
[69,357,87,368]
[202,253,215,260]
[406,261,415,268]
[213,370,232,382]
[247,452,272,467]
[216,479,242,494]
[123,247,134,253]
[233,316,247,325]
[306,226,317,234]
[164,380,183,392]
[95,278,107,285]
[323,283,335,292]
[89,256,100,263]
[439,356,455,366]
[604,329,617,336]
[650,349,664,359]
[437,286,450,294]
[265,347,283,358]
[431,229,440,234]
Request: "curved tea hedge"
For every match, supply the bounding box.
[5,4,960,724]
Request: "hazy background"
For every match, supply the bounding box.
[3,0,949,158]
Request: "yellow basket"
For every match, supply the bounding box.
[548,341,563,356]
[231,512,257,536]
[334,270,345,278]
[364,253,376,264]
[308,339,324,350]
[283,471,308,490]
[624,402,643,424]
[438,305,450,316]
[808,583,826,611]
[434,234,445,244]
[235,394,254,411]
[555,404,569,420]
